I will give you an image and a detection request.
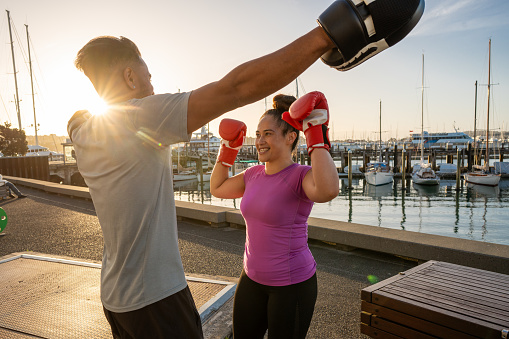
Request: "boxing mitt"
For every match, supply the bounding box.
[282,91,330,154]
[318,0,425,71]
[217,118,247,167]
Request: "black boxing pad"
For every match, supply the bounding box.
[318,0,425,71]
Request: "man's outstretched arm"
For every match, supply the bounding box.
[187,0,425,133]
[187,27,333,134]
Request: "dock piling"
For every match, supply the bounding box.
[456,148,461,190]
[348,150,353,189]
[401,149,406,189]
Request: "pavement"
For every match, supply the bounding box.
[0,186,417,338]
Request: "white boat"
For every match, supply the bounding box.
[26,145,64,160]
[412,163,440,185]
[173,149,197,181]
[196,171,211,182]
[413,54,439,186]
[464,169,500,187]
[174,170,197,182]
[410,131,473,149]
[365,101,394,186]
[365,162,393,186]
[464,40,500,187]
[187,126,220,153]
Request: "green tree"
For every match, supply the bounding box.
[0,123,28,156]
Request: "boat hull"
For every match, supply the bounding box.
[196,172,211,183]
[464,172,500,187]
[412,173,440,185]
[365,171,394,186]
[173,172,197,181]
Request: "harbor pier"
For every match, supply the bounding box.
[174,143,509,178]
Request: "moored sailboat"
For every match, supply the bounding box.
[464,39,501,187]
[365,100,394,186]
[412,53,439,186]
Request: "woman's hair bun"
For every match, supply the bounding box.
[272,94,296,112]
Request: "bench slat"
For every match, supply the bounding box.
[372,290,504,338]
[381,285,509,323]
[390,278,508,314]
[361,301,477,339]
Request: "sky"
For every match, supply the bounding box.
[0,0,508,144]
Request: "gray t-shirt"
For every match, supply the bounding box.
[69,92,191,312]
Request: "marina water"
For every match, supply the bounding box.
[174,177,509,246]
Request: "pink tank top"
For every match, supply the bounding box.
[240,163,316,286]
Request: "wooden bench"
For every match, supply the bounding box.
[361,260,509,339]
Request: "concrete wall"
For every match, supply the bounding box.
[7,176,509,275]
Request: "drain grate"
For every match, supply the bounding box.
[0,254,235,338]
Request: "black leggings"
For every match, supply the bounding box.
[233,270,317,339]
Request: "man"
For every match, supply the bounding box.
[68,1,424,337]
[0,175,27,199]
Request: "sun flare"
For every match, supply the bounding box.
[88,97,110,116]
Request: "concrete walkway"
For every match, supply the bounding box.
[2,177,509,338]
[0,184,420,338]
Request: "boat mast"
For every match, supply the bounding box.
[26,24,38,146]
[485,39,491,172]
[379,100,382,162]
[473,81,478,164]
[420,53,424,162]
[207,123,210,170]
[6,10,22,130]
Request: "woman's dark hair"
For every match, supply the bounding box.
[260,94,300,151]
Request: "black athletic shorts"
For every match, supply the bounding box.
[103,285,203,339]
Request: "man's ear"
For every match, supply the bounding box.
[123,67,136,90]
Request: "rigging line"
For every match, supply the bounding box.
[297,77,306,95]
[28,34,50,119]
[0,14,7,46]
[11,21,47,130]
[28,34,48,94]
[10,15,37,123]
[0,92,13,124]
[22,31,48,122]
[11,18,30,73]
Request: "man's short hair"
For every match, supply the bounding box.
[75,36,141,82]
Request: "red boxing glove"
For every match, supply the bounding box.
[282,91,330,154]
[217,118,247,167]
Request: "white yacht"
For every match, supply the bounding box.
[26,145,64,160]
[410,131,473,149]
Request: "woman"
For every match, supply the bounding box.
[210,92,339,338]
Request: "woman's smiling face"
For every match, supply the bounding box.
[256,115,293,163]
